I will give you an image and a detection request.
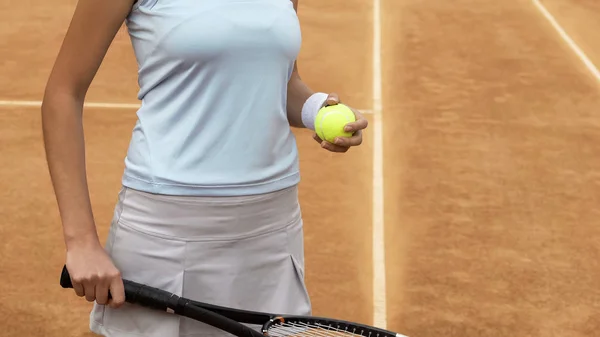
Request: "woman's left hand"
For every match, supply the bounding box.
[313,93,369,153]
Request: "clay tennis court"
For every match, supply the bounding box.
[2,0,600,336]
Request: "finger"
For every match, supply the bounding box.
[72,280,85,297]
[321,141,349,153]
[325,92,340,106]
[107,277,125,309]
[333,131,363,147]
[83,281,96,302]
[94,281,110,305]
[313,133,323,143]
[343,108,368,133]
[344,118,369,133]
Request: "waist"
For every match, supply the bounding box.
[115,185,301,241]
[122,94,300,196]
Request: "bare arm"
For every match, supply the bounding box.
[285,0,312,128]
[286,61,316,128]
[285,0,368,152]
[41,0,135,307]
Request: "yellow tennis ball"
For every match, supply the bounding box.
[314,104,356,143]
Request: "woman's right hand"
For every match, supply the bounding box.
[40,0,136,312]
[65,243,125,308]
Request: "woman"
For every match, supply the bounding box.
[42,0,368,336]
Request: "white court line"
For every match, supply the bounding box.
[0,100,374,114]
[532,0,600,83]
[372,0,387,330]
[0,100,142,109]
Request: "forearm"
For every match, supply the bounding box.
[286,74,331,130]
[41,90,99,249]
[286,71,315,128]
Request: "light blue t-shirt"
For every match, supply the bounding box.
[121,0,302,196]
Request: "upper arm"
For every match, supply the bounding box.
[44,0,136,100]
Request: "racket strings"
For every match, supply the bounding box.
[268,321,373,337]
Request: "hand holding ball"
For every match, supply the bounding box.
[302,92,367,153]
[314,104,357,144]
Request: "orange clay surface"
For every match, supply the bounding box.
[1,0,599,336]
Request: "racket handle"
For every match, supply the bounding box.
[59,265,263,337]
[60,265,169,311]
[60,265,116,300]
[60,265,78,289]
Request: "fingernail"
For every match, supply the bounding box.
[335,138,342,145]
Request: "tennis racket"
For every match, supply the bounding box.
[59,265,407,337]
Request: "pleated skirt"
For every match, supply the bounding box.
[90,185,311,337]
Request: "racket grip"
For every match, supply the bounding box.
[60,265,167,310]
[60,265,114,300]
[59,265,263,337]
[60,265,177,312]
[60,265,77,289]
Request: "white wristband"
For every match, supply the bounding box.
[301,92,329,130]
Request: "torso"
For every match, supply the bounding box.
[122,0,302,196]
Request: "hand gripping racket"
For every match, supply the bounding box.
[59,266,408,337]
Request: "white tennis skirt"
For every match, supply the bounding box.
[90,185,311,337]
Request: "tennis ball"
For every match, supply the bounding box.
[314,104,356,144]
